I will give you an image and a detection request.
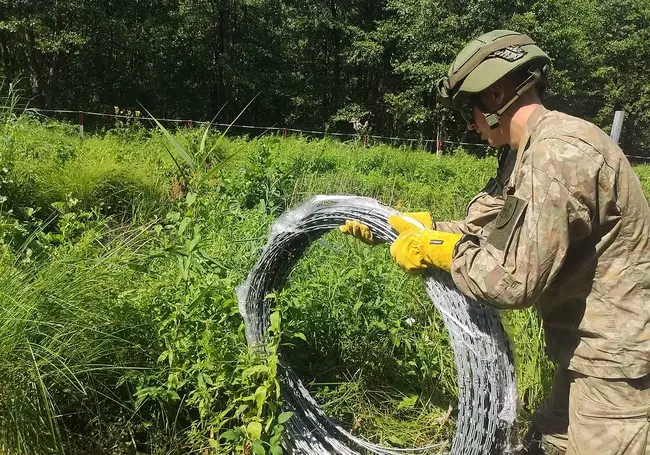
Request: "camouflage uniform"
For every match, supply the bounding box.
[530,367,650,454]
[436,106,650,453]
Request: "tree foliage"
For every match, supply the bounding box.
[0,0,648,154]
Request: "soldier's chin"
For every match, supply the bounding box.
[486,137,506,148]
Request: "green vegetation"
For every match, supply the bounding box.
[0,111,648,454]
[1,1,648,452]
[1,0,649,156]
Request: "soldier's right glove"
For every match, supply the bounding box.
[400,212,433,229]
[339,212,433,245]
[388,215,461,273]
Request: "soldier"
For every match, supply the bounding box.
[340,30,650,454]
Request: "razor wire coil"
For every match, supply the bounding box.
[237,195,518,455]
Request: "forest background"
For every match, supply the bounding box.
[1,0,649,156]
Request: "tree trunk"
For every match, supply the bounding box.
[24,28,41,102]
[43,51,62,108]
[329,0,341,109]
[0,4,11,69]
[43,11,65,108]
[214,0,229,115]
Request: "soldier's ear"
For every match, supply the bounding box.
[493,82,507,107]
[481,84,505,111]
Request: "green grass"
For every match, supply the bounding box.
[0,115,647,454]
[278,233,457,448]
[634,163,650,197]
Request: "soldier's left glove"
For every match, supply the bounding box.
[388,215,462,273]
[339,212,433,246]
[339,220,382,245]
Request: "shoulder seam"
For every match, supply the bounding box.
[535,134,617,177]
[532,137,616,188]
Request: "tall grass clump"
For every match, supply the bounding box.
[0,225,158,454]
[5,119,171,224]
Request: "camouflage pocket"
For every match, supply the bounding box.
[571,402,650,455]
[576,397,650,420]
[569,377,650,455]
[487,195,527,251]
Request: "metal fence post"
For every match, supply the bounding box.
[610,110,626,145]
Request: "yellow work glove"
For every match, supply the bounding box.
[400,211,433,229]
[388,215,462,273]
[339,220,380,245]
[339,212,432,245]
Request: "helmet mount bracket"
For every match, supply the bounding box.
[481,66,545,129]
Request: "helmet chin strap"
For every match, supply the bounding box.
[483,67,543,129]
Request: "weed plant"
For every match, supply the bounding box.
[0,111,647,454]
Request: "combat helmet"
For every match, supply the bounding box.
[437,30,551,128]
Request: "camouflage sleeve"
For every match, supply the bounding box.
[450,141,593,309]
[432,220,465,234]
[434,192,505,236]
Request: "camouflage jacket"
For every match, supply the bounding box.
[438,107,650,379]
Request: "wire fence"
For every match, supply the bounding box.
[17,107,650,162]
[22,107,491,153]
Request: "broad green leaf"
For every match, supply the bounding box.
[235,404,249,417]
[178,217,190,236]
[185,192,196,206]
[220,429,237,441]
[247,421,262,440]
[254,385,267,414]
[388,435,404,445]
[269,311,281,330]
[396,394,418,410]
[277,411,293,424]
[252,441,266,455]
[242,364,269,379]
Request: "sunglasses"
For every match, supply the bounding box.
[460,96,490,125]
